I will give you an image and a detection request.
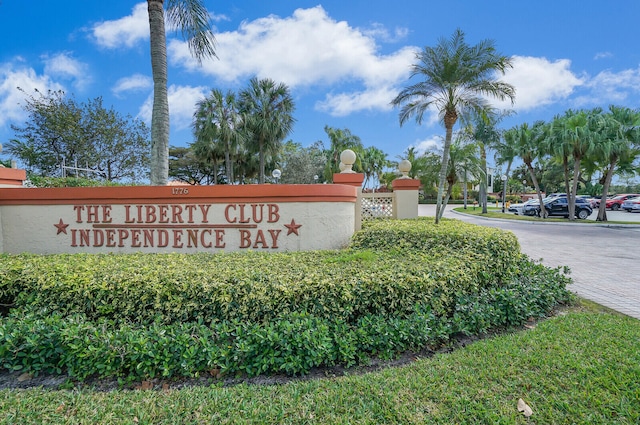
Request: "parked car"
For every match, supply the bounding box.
[508,198,538,215]
[523,196,593,219]
[605,194,640,211]
[621,196,640,212]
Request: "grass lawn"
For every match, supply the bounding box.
[1,302,638,424]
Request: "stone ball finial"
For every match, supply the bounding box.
[398,159,412,179]
[339,149,357,173]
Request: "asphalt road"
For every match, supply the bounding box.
[418,204,640,320]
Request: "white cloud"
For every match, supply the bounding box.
[168,6,416,115]
[112,74,152,97]
[594,52,613,60]
[91,2,149,49]
[138,84,207,131]
[42,52,91,91]
[411,136,442,155]
[578,67,640,106]
[0,61,64,128]
[495,55,585,111]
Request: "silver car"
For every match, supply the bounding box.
[621,196,640,212]
[508,199,538,215]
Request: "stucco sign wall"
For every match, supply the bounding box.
[0,184,358,254]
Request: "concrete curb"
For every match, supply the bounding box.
[451,209,640,228]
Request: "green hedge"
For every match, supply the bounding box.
[1,221,520,326]
[0,218,574,381]
[0,257,572,380]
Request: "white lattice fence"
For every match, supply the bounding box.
[361,192,393,219]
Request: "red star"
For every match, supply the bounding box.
[54,219,69,235]
[284,219,302,236]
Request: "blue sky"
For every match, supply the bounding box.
[2,1,640,169]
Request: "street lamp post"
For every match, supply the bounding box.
[501,174,507,213]
[272,169,281,184]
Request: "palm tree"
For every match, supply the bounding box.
[493,120,519,206]
[443,136,484,206]
[148,0,217,185]
[467,110,512,213]
[239,78,295,184]
[391,28,515,223]
[191,137,225,184]
[549,109,600,220]
[193,89,243,184]
[322,126,364,181]
[361,146,390,190]
[508,122,548,217]
[593,106,640,221]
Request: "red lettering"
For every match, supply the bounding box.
[201,229,212,248]
[252,204,264,223]
[73,205,84,223]
[93,230,104,247]
[172,229,183,248]
[172,205,184,223]
[145,206,157,223]
[71,229,78,246]
[253,230,268,249]
[143,229,154,247]
[215,229,225,248]
[225,204,237,223]
[105,229,116,247]
[87,206,99,223]
[158,205,169,223]
[158,230,169,247]
[199,204,211,223]
[268,204,280,223]
[131,229,141,247]
[78,229,90,246]
[238,204,250,223]
[102,205,112,223]
[187,229,198,248]
[239,229,251,248]
[185,205,197,223]
[118,229,129,247]
[124,205,134,223]
[268,229,281,249]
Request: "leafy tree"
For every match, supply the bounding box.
[193,89,243,183]
[278,141,326,184]
[147,0,217,185]
[7,89,150,182]
[168,145,218,184]
[391,28,515,223]
[239,78,295,184]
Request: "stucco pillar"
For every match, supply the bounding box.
[0,167,26,188]
[333,173,365,230]
[392,178,420,219]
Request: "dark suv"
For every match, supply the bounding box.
[523,196,593,219]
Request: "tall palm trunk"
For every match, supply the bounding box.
[480,144,487,213]
[527,162,546,217]
[597,158,617,221]
[568,157,582,220]
[436,112,457,223]
[148,0,169,186]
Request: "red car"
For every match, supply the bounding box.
[605,194,640,211]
